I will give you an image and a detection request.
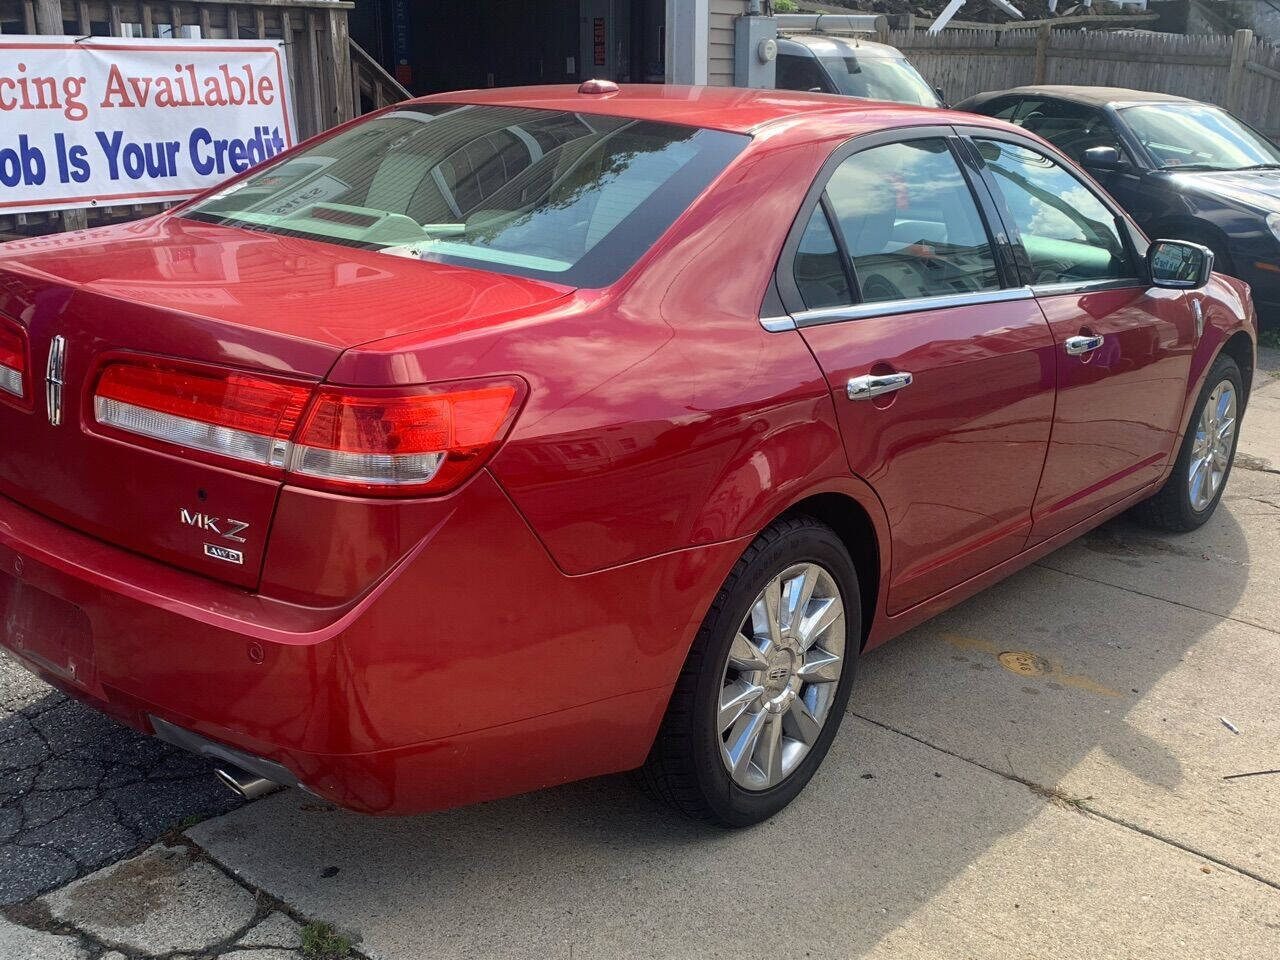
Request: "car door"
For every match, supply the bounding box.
[960,131,1199,543]
[775,128,1058,615]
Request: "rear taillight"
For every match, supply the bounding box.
[0,319,27,404]
[93,359,312,473]
[91,357,524,496]
[288,381,522,495]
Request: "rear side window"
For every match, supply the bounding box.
[792,206,852,309]
[1004,99,1124,164]
[986,97,1021,120]
[822,138,1000,303]
[975,139,1135,284]
[182,104,747,288]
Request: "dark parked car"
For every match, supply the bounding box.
[958,85,1280,320]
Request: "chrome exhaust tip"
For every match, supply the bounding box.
[214,765,280,801]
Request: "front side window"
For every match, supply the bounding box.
[776,53,834,93]
[1119,103,1280,171]
[822,138,1000,304]
[817,56,940,107]
[975,139,1135,285]
[182,105,748,287]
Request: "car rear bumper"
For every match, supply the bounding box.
[0,472,739,814]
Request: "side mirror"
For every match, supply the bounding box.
[934,86,948,108]
[1082,145,1128,172]
[1149,239,1214,289]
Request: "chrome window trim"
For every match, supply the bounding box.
[1031,277,1143,297]
[788,285,1034,329]
[759,315,798,332]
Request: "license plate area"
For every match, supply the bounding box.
[0,572,94,687]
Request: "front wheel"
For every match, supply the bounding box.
[641,516,860,827]
[1132,353,1243,531]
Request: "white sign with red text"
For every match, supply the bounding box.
[0,35,295,215]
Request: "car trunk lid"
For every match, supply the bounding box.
[0,217,571,589]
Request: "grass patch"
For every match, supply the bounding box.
[301,921,352,960]
[1029,782,1093,811]
[1258,326,1280,350]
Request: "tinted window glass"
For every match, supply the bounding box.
[1004,100,1123,164]
[986,97,1021,120]
[793,206,852,309]
[776,53,833,93]
[183,105,748,288]
[976,139,1135,284]
[816,56,939,107]
[823,139,1000,304]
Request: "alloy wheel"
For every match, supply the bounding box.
[1187,379,1237,512]
[717,562,847,791]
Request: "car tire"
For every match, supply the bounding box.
[1131,353,1243,532]
[640,515,860,827]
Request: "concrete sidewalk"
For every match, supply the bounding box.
[3,347,1279,959]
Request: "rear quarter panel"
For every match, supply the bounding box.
[328,135,860,577]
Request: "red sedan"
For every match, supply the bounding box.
[0,84,1255,826]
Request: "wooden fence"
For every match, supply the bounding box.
[0,0,409,237]
[894,27,1280,140]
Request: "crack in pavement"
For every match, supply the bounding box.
[850,711,1280,894]
[3,836,371,959]
[1032,562,1280,638]
[1,654,243,905]
[1234,456,1280,478]
[3,839,373,960]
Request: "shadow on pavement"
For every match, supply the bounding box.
[179,505,1266,958]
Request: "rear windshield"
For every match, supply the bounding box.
[181,104,748,287]
[818,56,939,107]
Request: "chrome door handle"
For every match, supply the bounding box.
[1065,334,1104,356]
[847,372,913,401]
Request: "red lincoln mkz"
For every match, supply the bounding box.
[0,84,1255,825]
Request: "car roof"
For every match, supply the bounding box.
[411,83,940,135]
[777,34,907,60]
[966,85,1196,108]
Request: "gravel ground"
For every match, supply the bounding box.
[0,662,241,905]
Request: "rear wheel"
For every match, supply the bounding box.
[1132,353,1242,532]
[641,516,860,827]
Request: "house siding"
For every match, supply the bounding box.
[709,0,748,85]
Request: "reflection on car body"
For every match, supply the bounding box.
[0,83,1257,827]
